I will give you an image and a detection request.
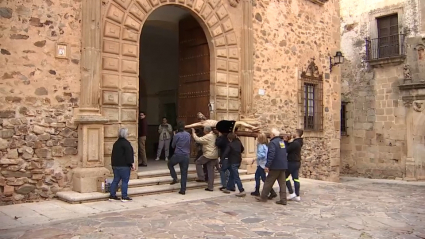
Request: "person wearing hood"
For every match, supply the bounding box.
[284,129,304,202]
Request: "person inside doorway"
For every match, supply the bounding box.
[156,117,173,161]
[138,112,148,167]
[191,126,218,191]
[168,121,191,195]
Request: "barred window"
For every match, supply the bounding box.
[299,59,323,131]
[341,102,348,135]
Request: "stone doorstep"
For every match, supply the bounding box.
[131,169,248,187]
[56,174,255,204]
[137,165,197,178]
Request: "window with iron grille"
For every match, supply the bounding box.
[377,14,400,58]
[299,59,323,131]
[341,102,348,136]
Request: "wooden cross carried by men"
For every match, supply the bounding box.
[184,112,283,138]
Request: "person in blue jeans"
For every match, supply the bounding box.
[168,121,191,195]
[109,128,135,202]
[221,133,246,197]
[250,133,277,199]
[216,132,235,192]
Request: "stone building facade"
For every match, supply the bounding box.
[340,0,425,179]
[0,0,341,205]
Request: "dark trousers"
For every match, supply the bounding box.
[254,166,266,188]
[220,159,235,189]
[110,166,131,198]
[286,161,301,196]
[196,156,217,190]
[260,169,287,202]
[168,154,190,192]
[222,163,243,192]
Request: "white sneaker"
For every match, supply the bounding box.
[287,193,296,200]
[165,157,168,161]
[155,158,160,161]
[293,196,301,202]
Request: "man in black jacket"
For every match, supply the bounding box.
[216,132,235,192]
[109,128,135,202]
[256,128,288,205]
[221,133,246,197]
[285,129,304,202]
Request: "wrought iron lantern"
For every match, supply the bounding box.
[329,51,345,72]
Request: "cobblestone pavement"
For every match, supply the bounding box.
[0,178,424,239]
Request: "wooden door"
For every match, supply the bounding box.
[177,16,210,159]
[177,16,210,125]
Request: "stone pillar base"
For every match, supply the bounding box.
[72,167,109,193]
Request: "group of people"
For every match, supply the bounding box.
[107,112,304,205]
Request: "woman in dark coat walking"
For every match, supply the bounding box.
[109,128,135,202]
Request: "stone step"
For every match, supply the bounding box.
[137,165,197,178]
[56,174,255,204]
[131,169,248,187]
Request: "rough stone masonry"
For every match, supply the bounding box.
[0,0,341,205]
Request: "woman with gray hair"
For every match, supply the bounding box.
[109,128,135,202]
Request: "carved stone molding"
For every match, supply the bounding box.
[229,0,240,7]
[413,100,425,112]
[403,64,412,83]
[306,0,329,6]
[301,58,323,81]
[241,0,254,117]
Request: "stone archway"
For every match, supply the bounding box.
[100,0,241,168]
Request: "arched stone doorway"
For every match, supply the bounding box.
[100,0,241,168]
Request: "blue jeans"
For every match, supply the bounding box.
[255,166,266,188]
[168,154,190,192]
[220,159,234,190]
[110,166,131,198]
[223,163,244,192]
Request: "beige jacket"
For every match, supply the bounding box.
[193,132,218,159]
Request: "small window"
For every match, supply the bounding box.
[341,102,348,136]
[299,59,323,131]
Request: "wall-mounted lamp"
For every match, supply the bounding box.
[329,51,345,72]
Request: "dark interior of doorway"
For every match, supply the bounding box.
[139,9,210,161]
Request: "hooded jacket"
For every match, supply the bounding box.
[286,138,303,162]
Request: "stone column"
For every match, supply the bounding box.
[239,0,257,173]
[79,0,102,115]
[73,0,109,193]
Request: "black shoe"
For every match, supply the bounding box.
[121,197,132,202]
[138,164,147,167]
[108,195,120,201]
[178,191,185,195]
[170,179,179,185]
[205,188,213,192]
[219,187,226,191]
[251,191,260,196]
[275,200,287,205]
[229,189,236,192]
[268,193,278,200]
[196,179,205,183]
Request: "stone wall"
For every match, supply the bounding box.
[0,0,82,205]
[340,0,423,179]
[251,0,341,181]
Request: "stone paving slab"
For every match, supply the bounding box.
[0,177,424,239]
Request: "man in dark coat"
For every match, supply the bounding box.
[285,129,304,202]
[109,128,135,202]
[256,128,288,205]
